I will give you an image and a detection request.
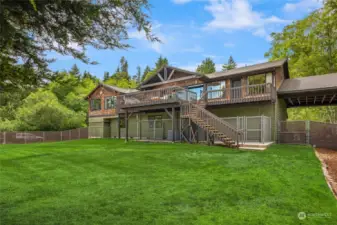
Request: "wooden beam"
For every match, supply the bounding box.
[157,73,165,82]
[297,97,301,105]
[288,98,294,105]
[117,115,121,139]
[306,96,308,105]
[168,69,175,80]
[314,96,316,104]
[321,95,326,104]
[140,75,198,88]
[172,107,176,142]
[164,108,173,119]
[164,67,168,80]
[329,94,336,104]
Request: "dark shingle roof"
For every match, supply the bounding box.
[278,73,337,94]
[206,59,288,80]
[85,83,138,99]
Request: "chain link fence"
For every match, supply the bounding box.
[278,120,337,150]
[0,128,88,144]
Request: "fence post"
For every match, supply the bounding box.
[61,131,63,141]
[24,131,27,144]
[78,128,80,139]
[306,120,310,145]
[43,132,45,142]
[260,115,264,144]
[3,132,6,144]
[69,130,71,140]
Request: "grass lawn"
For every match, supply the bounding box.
[0,139,336,225]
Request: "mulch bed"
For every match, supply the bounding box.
[315,148,337,199]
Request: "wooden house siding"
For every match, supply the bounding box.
[88,86,120,117]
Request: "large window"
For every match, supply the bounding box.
[90,99,101,111]
[105,96,116,109]
[248,74,266,85]
[248,74,267,95]
[207,81,226,99]
[148,115,162,128]
[188,85,203,100]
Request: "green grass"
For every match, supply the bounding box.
[0,139,336,225]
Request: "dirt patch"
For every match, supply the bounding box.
[315,148,337,199]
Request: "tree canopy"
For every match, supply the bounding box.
[0,0,158,90]
[196,58,216,74]
[266,0,337,122]
[222,56,237,71]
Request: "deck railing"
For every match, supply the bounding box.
[201,83,275,105]
[116,86,197,109]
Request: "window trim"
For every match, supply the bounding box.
[90,98,101,111]
[104,96,116,110]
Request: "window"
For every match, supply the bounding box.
[105,96,116,109]
[248,74,267,95]
[188,85,203,100]
[207,81,226,99]
[148,115,162,128]
[248,74,266,85]
[90,99,101,111]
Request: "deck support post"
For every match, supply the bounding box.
[137,113,141,140]
[117,115,121,139]
[172,107,176,142]
[125,111,128,142]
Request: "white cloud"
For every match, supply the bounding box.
[128,22,167,53]
[204,0,288,40]
[284,0,323,13]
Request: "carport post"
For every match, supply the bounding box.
[125,111,129,142]
[306,120,310,145]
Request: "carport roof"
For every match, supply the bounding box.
[278,73,337,95]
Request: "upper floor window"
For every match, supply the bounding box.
[90,99,101,111]
[105,96,116,109]
[248,74,266,85]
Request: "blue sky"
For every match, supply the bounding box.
[48,0,322,79]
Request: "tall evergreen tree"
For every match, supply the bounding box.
[69,64,81,78]
[222,56,237,71]
[136,66,142,84]
[155,55,168,70]
[142,66,151,81]
[196,58,216,74]
[103,72,110,81]
[120,56,129,75]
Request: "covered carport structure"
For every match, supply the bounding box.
[278,73,337,107]
[277,73,337,150]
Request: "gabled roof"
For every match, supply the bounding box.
[206,58,289,80]
[278,73,337,95]
[85,83,138,99]
[140,65,204,87]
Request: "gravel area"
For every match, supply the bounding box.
[316,148,337,199]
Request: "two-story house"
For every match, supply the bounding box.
[85,58,337,147]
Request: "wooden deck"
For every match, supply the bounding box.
[116,83,276,111]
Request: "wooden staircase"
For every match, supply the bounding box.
[181,103,242,148]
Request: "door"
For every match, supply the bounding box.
[231,79,242,99]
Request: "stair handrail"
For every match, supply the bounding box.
[183,102,243,145]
